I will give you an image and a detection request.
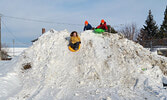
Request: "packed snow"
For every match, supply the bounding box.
[0,29,167,100]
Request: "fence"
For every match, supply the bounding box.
[141,39,167,48]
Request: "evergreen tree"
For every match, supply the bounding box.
[142,10,159,40]
[137,29,147,44]
[160,6,167,38]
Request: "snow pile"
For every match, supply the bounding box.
[1,29,167,100]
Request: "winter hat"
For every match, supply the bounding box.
[101,19,105,23]
[85,21,88,25]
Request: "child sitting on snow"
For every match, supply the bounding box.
[69,31,81,50]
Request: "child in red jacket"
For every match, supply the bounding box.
[96,19,108,31]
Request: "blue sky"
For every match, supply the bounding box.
[0,0,167,47]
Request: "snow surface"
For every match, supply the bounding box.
[2,48,27,57]
[0,29,167,100]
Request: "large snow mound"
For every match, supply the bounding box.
[1,29,167,100]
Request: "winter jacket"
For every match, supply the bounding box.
[70,36,81,44]
[84,24,92,31]
[96,22,108,31]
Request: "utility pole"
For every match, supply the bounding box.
[0,15,2,60]
[13,39,15,56]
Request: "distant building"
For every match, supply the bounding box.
[31,28,46,43]
[31,38,38,43]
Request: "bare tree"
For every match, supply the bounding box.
[119,23,139,41]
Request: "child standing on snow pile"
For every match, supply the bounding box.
[83,21,92,31]
[69,31,81,50]
[96,19,108,31]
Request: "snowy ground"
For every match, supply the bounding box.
[0,29,167,100]
[2,48,27,57]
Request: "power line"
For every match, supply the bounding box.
[2,20,31,46]
[1,14,124,27]
[1,14,83,26]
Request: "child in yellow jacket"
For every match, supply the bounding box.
[69,31,81,50]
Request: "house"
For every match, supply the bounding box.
[31,28,46,43]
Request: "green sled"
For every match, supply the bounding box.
[94,29,105,34]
